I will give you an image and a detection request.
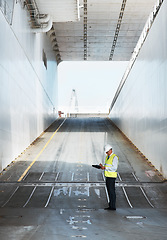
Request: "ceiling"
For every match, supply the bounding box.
[34,0,157,62]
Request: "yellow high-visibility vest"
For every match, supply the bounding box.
[104,153,118,178]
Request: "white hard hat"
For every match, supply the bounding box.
[104,144,112,153]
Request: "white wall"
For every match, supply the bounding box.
[110,0,167,178]
[0,2,58,170]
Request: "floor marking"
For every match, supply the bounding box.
[74,215,90,218]
[55,172,60,181]
[60,209,65,215]
[39,172,45,181]
[126,216,146,219]
[139,187,154,208]
[122,186,133,208]
[71,236,87,238]
[23,172,45,207]
[44,186,54,208]
[102,173,109,203]
[72,226,87,230]
[22,171,30,181]
[23,187,37,208]
[132,172,154,208]
[69,187,72,197]
[1,186,19,207]
[18,119,66,182]
[87,172,89,182]
[87,187,90,197]
[45,172,60,207]
[118,173,133,208]
[71,172,75,181]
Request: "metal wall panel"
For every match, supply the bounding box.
[0,2,58,170]
[110,0,167,178]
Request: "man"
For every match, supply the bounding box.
[99,144,119,210]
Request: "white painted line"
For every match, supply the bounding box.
[23,187,37,208]
[23,172,43,207]
[55,172,60,181]
[122,187,133,208]
[44,171,60,207]
[22,172,30,181]
[139,187,154,208]
[132,172,154,208]
[78,198,87,201]
[1,186,19,207]
[71,235,87,238]
[117,173,122,181]
[71,172,75,181]
[118,173,133,208]
[102,172,109,203]
[104,185,110,203]
[72,226,87,230]
[132,172,138,181]
[87,187,90,197]
[39,172,45,181]
[74,215,90,218]
[87,172,89,182]
[69,187,72,197]
[44,186,54,208]
[126,216,146,219]
[60,209,64,215]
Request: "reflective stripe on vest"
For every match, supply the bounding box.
[104,153,118,178]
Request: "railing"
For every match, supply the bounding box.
[0,0,14,24]
[59,106,110,117]
[109,0,164,111]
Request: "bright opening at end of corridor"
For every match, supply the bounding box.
[58,61,128,116]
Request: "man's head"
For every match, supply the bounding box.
[104,144,112,155]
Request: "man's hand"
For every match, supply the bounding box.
[99,163,105,170]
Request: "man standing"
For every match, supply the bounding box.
[99,144,119,210]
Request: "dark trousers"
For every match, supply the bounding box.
[106,177,116,209]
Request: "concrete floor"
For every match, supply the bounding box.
[0,118,166,240]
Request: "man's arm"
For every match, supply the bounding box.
[99,163,105,170]
[99,156,118,171]
[107,156,118,172]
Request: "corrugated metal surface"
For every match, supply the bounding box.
[35,0,80,22]
[109,0,167,178]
